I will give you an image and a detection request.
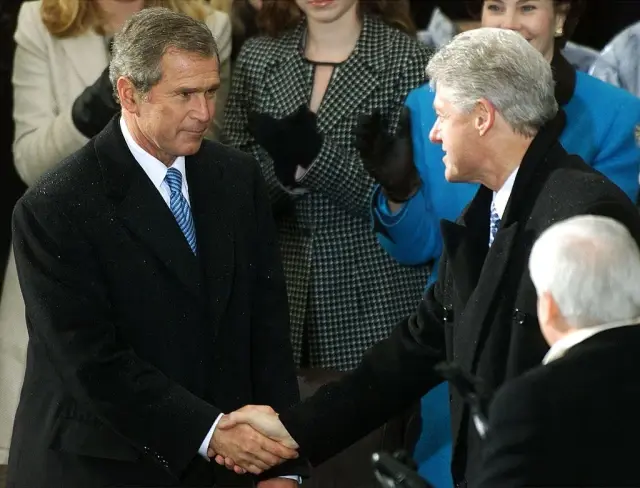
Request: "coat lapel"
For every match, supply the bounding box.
[59,29,107,86]
[95,117,202,299]
[262,16,384,131]
[440,187,491,309]
[262,24,310,116]
[185,151,235,330]
[314,16,382,134]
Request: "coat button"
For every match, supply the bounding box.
[513,309,526,325]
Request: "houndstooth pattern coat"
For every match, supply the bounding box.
[223,15,432,371]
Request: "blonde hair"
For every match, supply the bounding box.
[207,0,232,13]
[41,0,212,38]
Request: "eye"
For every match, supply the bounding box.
[205,89,217,99]
[521,4,537,12]
[485,3,503,13]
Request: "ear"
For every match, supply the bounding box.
[117,77,141,115]
[537,291,558,327]
[474,98,495,136]
[554,2,569,36]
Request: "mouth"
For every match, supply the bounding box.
[309,0,335,7]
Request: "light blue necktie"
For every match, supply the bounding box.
[489,200,501,247]
[164,167,197,254]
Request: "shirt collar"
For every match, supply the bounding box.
[543,317,640,365]
[119,117,186,191]
[492,167,519,219]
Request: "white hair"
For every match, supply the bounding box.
[425,27,558,138]
[529,215,640,328]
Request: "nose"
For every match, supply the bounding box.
[429,119,441,144]
[499,11,522,32]
[191,93,214,123]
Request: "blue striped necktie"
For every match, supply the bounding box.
[164,167,197,254]
[489,200,501,247]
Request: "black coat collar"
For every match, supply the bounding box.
[551,51,577,106]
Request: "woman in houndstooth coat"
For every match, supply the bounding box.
[223,1,431,484]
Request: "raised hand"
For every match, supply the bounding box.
[208,406,299,475]
[354,107,421,203]
[247,105,323,188]
[213,405,299,475]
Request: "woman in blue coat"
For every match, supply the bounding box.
[366,1,640,486]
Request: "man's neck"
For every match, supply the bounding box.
[479,136,533,192]
[122,113,176,167]
[305,5,362,63]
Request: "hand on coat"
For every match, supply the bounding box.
[212,405,299,475]
[354,107,421,203]
[247,105,323,187]
[208,405,299,475]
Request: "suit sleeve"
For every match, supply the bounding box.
[247,159,309,479]
[474,379,546,488]
[12,3,89,186]
[221,40,293,213]
[296,46,432,222]
[277,268,448,466]
[12,197,221,476]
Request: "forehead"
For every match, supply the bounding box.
[433,88,453,111]
[158,48,220,84]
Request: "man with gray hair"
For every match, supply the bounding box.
[6,7,305,488]
[208,27,640,486]
[476,215,640,487]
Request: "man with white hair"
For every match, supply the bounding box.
[476,215,640,487]
[210,27,640,486]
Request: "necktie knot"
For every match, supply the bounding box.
[165,167,183,194]
[489,201,501,247]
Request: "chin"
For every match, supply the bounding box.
[179,141,204,156]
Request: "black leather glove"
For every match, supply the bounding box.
[71,67,120,138]
[247,105,323,188]
[355,107,421,203]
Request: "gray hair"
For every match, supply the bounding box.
[109,7,219,100]
[529,215,640,328]
[425,27,558,138]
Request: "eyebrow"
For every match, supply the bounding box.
[175,83,221,94]
[488,0,541,3]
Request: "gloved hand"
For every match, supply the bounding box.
[354,107,421,203]
[71,66,120,138]
[247,105,323,188]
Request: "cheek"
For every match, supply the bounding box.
[480,14,499,28]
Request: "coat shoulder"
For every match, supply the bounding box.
[199,140,262,185]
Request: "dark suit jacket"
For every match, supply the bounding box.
[7,117,305,487]
[277,111,640,484]
[475,325,640,487]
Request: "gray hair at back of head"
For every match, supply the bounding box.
[425,27,558,138]
[109,7,219,101]
[529,215,640,328]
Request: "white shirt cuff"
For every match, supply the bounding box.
[198,413,224,459]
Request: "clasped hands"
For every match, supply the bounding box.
[208,405,298,476]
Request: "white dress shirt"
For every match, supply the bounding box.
[491,167,519,220]
[120,118,298,482]
[542,317,640,364]
[119,117,190,207]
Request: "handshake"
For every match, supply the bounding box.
[208,405,299,476]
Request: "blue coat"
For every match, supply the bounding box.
[373,56,640,488]
[375,59,640,284]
